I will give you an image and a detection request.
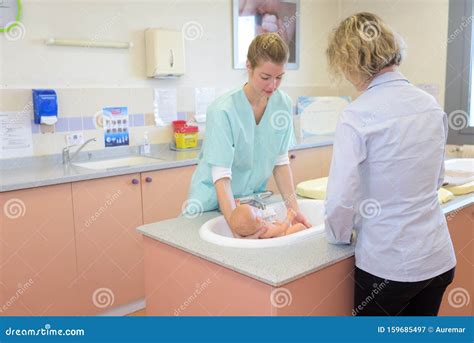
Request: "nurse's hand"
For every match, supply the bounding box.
[291,211,312,229]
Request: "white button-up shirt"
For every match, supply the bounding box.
[325,71,456,282]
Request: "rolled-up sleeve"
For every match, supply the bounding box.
[325,119,367,245]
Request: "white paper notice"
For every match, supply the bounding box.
[194,88,215,123]
[154,89,178,126]
[297,96,351,136]
[0,112,33,159]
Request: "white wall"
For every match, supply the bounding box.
[0,0,450,158]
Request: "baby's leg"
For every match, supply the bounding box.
[285,223,307,235]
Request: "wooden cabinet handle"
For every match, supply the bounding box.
[145,176,153,183]
[132,178,140,185]
[290,154,296,160]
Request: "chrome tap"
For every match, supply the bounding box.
[237,191,273,210]
[62,138,97,165]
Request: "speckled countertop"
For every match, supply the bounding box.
[137,194,473,287]
[0,135,334,192]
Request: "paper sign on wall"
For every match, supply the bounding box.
[297,96,351,136]
[194,88,216,123]
[0,112,33,158]
[154,89,177,126]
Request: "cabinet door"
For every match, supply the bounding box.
[439,205,473,316]
[267,146,333,193]
[72,173,144,315]
[141,165,196,224]
[0,183,77,315]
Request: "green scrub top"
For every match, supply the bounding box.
[186,86,295,213]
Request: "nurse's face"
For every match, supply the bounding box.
[247,60,285,98]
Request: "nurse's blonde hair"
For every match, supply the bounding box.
[247,33,289,69]
[326,12,404,82]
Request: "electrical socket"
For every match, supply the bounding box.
[66,132,84,146]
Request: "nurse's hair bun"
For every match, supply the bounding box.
[326,12,405,83]
[247,32,289,69]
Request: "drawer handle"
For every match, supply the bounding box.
[290,154,296,160]
[145,176,153,183]
[132,178,140,185]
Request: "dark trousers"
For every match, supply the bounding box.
[353,267,455,316]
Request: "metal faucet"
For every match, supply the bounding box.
[237,191,273,210]
[62,138,97,165]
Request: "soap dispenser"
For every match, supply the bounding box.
[141,131,151,154]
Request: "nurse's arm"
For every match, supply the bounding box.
[273,164,299,210]
[273,164,311,228]
[214,178,267,239]
[214,177,237,227]
[325,122,366,245]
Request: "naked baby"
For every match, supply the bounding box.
[229,202,309,238]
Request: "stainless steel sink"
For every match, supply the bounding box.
[73,156,163,170]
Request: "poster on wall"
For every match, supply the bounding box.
[233,0,300,69]
[0,112,33,159]
[103,107,129,147]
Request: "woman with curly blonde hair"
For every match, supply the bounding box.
[324,13,455,316]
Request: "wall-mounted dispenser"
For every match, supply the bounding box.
[145,28,185,79]
[32,89,58,125]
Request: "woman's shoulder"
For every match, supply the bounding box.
[274,89,292,106]
[209,87,245,112]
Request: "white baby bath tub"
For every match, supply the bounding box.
[199,199,326,248]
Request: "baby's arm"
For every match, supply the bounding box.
[260,222,286,238]
[285,223,307,235]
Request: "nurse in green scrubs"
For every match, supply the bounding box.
[187,33,310,238]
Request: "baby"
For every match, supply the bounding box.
[229,203,309,238]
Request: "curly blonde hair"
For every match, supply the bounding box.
[247,32,289,69]
[326,12,403,83]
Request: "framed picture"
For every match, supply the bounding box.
[233,0,300,69]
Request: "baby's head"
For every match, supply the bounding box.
[229,204,265,237]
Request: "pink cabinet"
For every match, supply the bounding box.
[267,146,333,193]
[439,205,473,316]
[141,165,196,224]
[0,183,77,315]
[71,174,144,315]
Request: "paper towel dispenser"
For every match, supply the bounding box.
[145,28,185,79]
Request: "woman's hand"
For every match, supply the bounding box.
[291,210,312,228]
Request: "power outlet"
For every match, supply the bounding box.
[66,132,84,146]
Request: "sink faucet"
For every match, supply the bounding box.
[62,138,97,165]
[237,191,273,210]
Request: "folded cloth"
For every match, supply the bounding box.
[296,177,328,200]
[444,181,474,196]
[438,188,455,204]
[297,177,459,205]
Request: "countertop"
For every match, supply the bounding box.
[137,193,474,287]
[0,135,334,192]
